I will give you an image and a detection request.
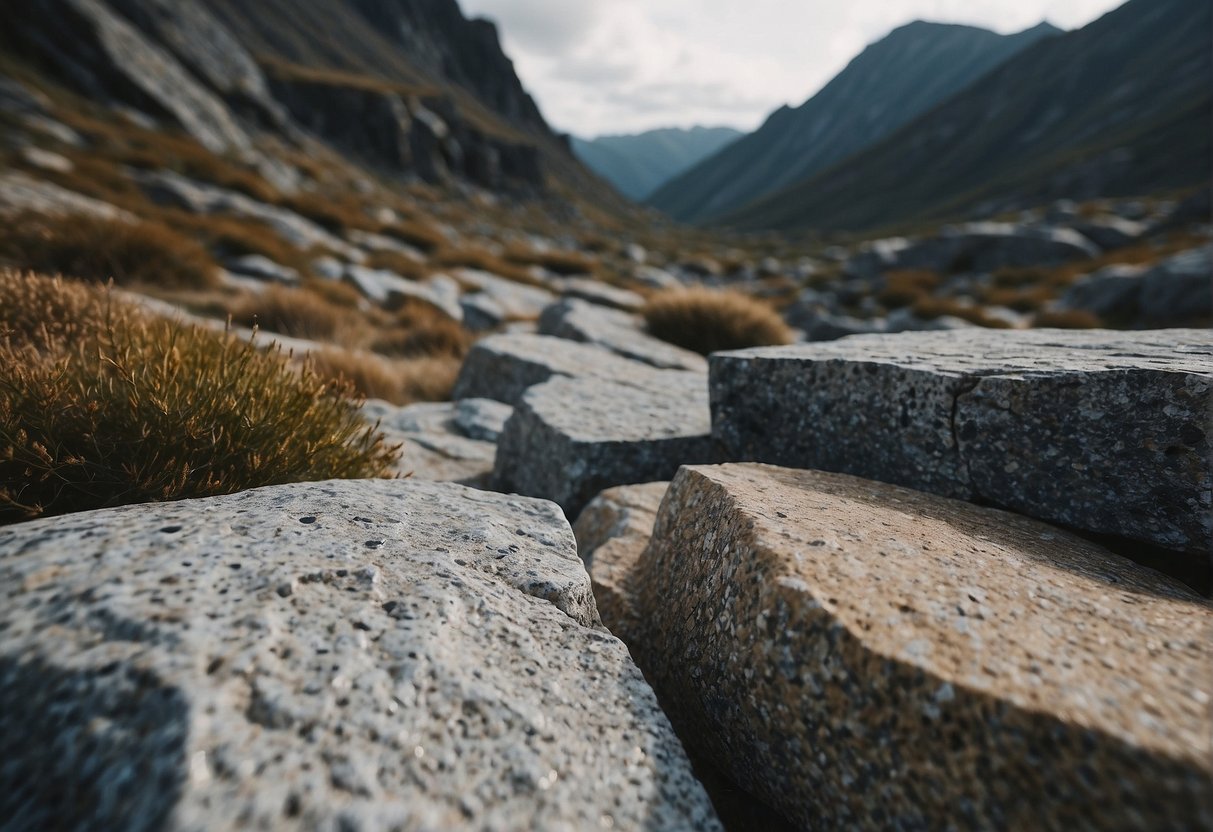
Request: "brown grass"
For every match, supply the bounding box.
[911,297,1014,329]
[434,247,547,288]
[279,192,378,234]
[366,250,432,280]
[643,287,794,355]
[308,349,462,405]
[1033,309,1101,329]
[372,316,471,359]
[162,211,312,275]
[877,270,942,308]
[0,270,398,524]
[505,244,598,276]
[228,285,357,342]
[382,219,448,253]
[0,211,218,289]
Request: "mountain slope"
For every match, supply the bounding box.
[721,0,1212,233]
[571,126,742,201]
[648,20,1059,224]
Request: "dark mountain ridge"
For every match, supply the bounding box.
[721,0,1212,232]
[648,19,1061,223]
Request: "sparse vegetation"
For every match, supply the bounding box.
[911,297,1014,328]
[643,287,794,355]
[877,270,942,308]
[0,271,398,525]
[0,211,219,289]
[1033,309,1101,329]
[309,349,462,405]
[229,285,355,342]
[366,250,431,280]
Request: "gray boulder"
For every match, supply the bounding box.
[1059,264,1147,320]
[1138,246,1213,327]
[224,254,300,286]
[343,266,462,320]
[555,277,645,312]
[452,268,554,321]
[0,479,720,832]
[495,373,721,517]
[538,299,707,371]
[1070,215,1147,250]
[361,399,504,487]
[626,464,1213,830]
[0,172,134,221]
[452,333,668,405]
[459,293,508,331]
[453,397,513,443]
[710,329,1213,557]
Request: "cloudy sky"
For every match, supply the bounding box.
[458,0,1125,138]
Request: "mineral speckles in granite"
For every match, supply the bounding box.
[494,374,722,517]
[0,479,721,832]
[630,463,1213,830]
[710,328,1213,555]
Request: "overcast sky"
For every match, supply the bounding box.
[458,0,1126,138]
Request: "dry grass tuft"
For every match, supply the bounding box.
[0,211,219,289]
[309,349,462,405]
[643,287,794,355]
[365,250,431,281]
[434,246,547,288]
[0,271,398,525]
[372,315,471,359]
[228,285,355,342]
[505,244,597,276]
[162,211,312,275]
[911,297,1014,329]
[877,270,942,308]
[382,219,448,253]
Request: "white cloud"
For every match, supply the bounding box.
[458,0,1125,137]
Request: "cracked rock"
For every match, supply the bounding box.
[0,479,720,831]
[711,329,1213,557]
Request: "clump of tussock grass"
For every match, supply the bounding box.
[642,287,794,355]
[0,271,398,525]
[228,285,356,343]
[310,350,463,405]
[0,211,219,289]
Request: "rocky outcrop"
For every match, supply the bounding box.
[1060,246,1213,327]
[554,277,645,312]
[573,482,669,645]
[452,332,671,405]
[711,329,1213,558]
[343,265,462,320]
[362,399,507,486]
[538,299,707,371]
[2,0,253,156]
[0,171,135,220]
[494,374,720,517]
[0,479,720,831]
[625,463,1213,829]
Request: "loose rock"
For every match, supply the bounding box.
[538,298,707,371]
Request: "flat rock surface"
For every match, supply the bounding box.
[495,374,721,517]
[629,463,1213,830]
[362,399,504,487]
[572,482,670,644]
[0,480,720,831]
[711,329,1213,557]
[538,299,707,372]
[452,332,670,405]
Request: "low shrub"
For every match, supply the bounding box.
[0,271,398,524]
[642,287,794,355]
[371,316,471,359]
[228,285,354,342]
[0,211,218,289]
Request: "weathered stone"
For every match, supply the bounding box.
[453,397,513,443]
[1070,216,1146,250]
[573,482,669,644]
[0,480,720,831]
[225,254,300,286]
[633,265,682,290]
[538,298,707,371]
[343,266,462,320]
[0,171,134,220]
[1137,246,1213,327]
[1059,264,1146,320]
[452,268,554,321]
[452,333,667,405]
[555,276,645,312]
[494,373,720,517]
[628,463,1213,830]
[361,399,501,487]
[459,293,507,331]
[711,329,1213,556]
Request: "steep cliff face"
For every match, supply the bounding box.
[0,0,584,194]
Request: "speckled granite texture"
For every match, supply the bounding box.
[710,329,1213,557]
[630,463,1213,830]
[573,481,670,644]
[494,374,722,517]
[0,479,720,832]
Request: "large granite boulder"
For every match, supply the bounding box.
[0,480,720,831]
[1137,246,1213,328]
[451,332,668,405]
[711,329,1213,558]
[627,464,1213,829]
[572,481,669,644]
[538,298,707,371]
[494,373,721,517]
